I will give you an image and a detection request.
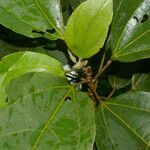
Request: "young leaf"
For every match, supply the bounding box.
[0,0,65,40]
[0,72,95,149]
[108,75,131,90]
[65,0,113,58]
[95,92,150,149]
[0,52,64,106]
[111,0,150,62]
[132,73,150,92]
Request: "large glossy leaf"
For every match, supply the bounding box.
[95,92,150,150]
[0,51,64,106]
[132,73,150,92]
[111,0,150,62]
[0,0,65,40]
[0,72,95,149]
[109,75,131,90]
[65,0,113,58]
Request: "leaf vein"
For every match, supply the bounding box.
[114,29,150,56]
[104,104,149,145]
[31,87,73,149]
[101,106,117,150]
[105,102,150,112]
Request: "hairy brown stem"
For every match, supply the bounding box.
[74,58,112,104]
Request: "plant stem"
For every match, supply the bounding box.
[99,96,107,100]
[107,88,116,99]
[94,59,112,82]
[94,52,106,80]
[99,53,106,73]
[94,90,101,102]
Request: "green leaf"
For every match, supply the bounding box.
[0,0,65,40]
[95,92,150,150]
[0,39,68,65]
[0,51,64,106]
[0,72,95,149]
[65,0,113,58]
[47,50,68,65]
[61,0,71,25]
[109,75,131,90]
[111,0,150,62]
[0,41,12,59]
[68,0,86,9]
[0,39,49,59]
[132,73,150,92]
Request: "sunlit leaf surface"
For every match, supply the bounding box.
[111,0,150,62]
[65,0,113,58]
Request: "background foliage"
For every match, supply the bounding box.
[0,0,149,149]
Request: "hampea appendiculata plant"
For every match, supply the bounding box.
[0,0,149,149]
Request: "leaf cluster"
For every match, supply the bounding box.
[0,0,149,149]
